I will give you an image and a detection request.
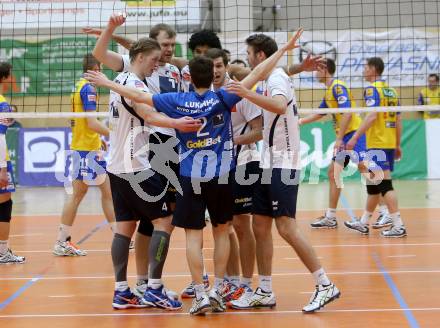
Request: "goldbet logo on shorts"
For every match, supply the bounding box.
[186,135,222,149]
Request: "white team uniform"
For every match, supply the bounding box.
[180,65,192,93]
[107,71,152,174]
[259,68,300,170]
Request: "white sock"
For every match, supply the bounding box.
[57,224,71,242]
[115,281,129,292]
[0,240,8,254]
[312,268,331,286]
[229,276,240,287]
[109,222,117,234]
[194,283,206,299]
[259,275,272,293]
[379,205,389,216]
[240,277,252,288]
[390,212,403,227]
[360,211,372,225]
[147,278,162,289]
[214,277,223,289]
[325,208,337,219]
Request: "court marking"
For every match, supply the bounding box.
[1,269,440,281]
[373,253,420,328]
[0,307,440,319]
[48,295,75,298]
[388,255,416,258]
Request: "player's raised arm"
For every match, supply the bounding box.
[92,13,127,72]
[84,70,154,107]
[83,26,135,51]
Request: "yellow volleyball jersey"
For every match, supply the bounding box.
[70,78,101,151]
[320,79,361,135]
[0,94,11,161]
[418,87,440,119]
[364,80,399,149]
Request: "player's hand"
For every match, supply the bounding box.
[81,27,103,37]
[108,12,126,30]
[395,146,402,161]
[173,116,202,133]
[300,53,327,72]
[345,137,357,151]
[226,80,250,98]
[333,138,344,155]
[0,168,8,189]
[84,70,110,87]
[282,27,303,52]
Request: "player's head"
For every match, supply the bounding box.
[364,57,384,82]
[316,58,336,83]
[0,62,12,83]
[223,49,231,61]
[245,34,278,69]
[428,73,439,90]
[230,59,247,68]
[188,56,213,89]
[129,38,161,77]
[149,23,177,63]
[83,54,101,73]
[188,30,222,57]
[205,48,228,88]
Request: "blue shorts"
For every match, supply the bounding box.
[252,168,300,219]
[333,131,367,167]
[70,150,107,181]
[0,162,15,194]
[232,161,261,215]
[366,148,395,172]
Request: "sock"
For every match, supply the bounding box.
[109,222,117,234]
[147,278,162,290]
[149,230,170,279]
[259,275,272,293]
[240,277,252,288]
[390,212,403,227]
[224,274,230,282]
[57,224,71,242]
[360,211,372,225]
[214,277,223,289]
[115,281,129,292]
[229,276,240,287]
[111,233,131,283]
[379,205,389,216]
[194,283,206,299]
[137,275,148,286]
[0,240,8,254]
[325,208,337,219]
[312,268,331,286]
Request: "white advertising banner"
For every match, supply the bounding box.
[0,0,200,29]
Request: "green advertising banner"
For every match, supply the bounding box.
[6,127,19,183]
[300,119,428,183]
[0,37,116,96]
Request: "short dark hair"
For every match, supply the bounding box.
[245,34,278,58]
[326,58,336,75]
[188,30,222,51]
[428,73,439,82]
[149,23,176,40]
[205,48,228,66]
[129,38,161,63]
[367,57,385,76]
[0,62,12,81]
[230,59,247,67]
[189,56,213,89]
[83,54,100,72]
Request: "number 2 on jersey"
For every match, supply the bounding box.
[197,117,209,137]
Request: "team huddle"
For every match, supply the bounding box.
[0,12,409,316]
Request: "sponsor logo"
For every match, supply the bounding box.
[366,98,376,106]
[337,96,348,104]
[186,135,221,149]
[299,40,337,62]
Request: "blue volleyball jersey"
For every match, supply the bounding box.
[152,88,241,178]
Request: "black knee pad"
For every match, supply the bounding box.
[366,184,380,195]
[0,199,12,222]
[137,219,154,237]
[378,179,394,196]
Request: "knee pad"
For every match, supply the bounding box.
[378,179,394,196]
[137,219,154,237]
[0,199,12,222]
[366,184,380,195]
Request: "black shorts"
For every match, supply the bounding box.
[108,170,171,229]
[252,168,300,219]
[232,161,261,215]
[148,132,180,204]
[172,173,233,230]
